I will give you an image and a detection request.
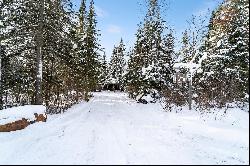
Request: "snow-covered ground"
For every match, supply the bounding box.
[0,92,249,165]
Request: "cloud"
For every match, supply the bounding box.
[94,5,108,18]
[107,25,122,34]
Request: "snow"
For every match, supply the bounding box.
[0,105,46,125]
[0,92,248,165]
[107,78,117,84]
[173,62,199,70]
[173,62,200,76]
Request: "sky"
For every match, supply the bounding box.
[72,0,223,60]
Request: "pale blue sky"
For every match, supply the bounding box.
[72,0,222,59]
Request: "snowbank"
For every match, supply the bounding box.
[0,105,46,125]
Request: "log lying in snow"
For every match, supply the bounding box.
[0,118,30,132]
[34,113,47,123]
[0,105,47,132]
[0,113,47,132]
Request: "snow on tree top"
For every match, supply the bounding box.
[173,62,200,71]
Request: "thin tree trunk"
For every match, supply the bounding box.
[76,89,79,103]
[0,45,2,110]
[5,90,7,109]
[188,79,192,110]
[35,0,44,105]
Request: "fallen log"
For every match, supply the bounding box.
[0,113,47,132]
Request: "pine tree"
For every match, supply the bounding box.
[71,0,88,102]
[108,38,126,86]
[38,0,75,108]
[160,30,175,88]
[125,24,147,99]
[99,51,108,86]
[179,30,192,63]
[228,0,249,98]
[82,0,101,101]
[126,0,174,100]
[78,0,87,33]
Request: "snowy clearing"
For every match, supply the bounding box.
[0,92,249,165]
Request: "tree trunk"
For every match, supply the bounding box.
[5,90,7,109]
[84,88,89,102]
[188,79,192,110]
[0,45,2,110]
[35,0,44,105]
[76,90,79,103]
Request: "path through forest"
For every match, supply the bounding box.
[0,92,248,165]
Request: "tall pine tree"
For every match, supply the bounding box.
[126,0,174,100]
[82,0,101,101]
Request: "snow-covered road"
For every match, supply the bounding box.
[0,92,249,165]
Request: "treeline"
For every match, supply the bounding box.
[0,0,249,112]
[105,0,249,110]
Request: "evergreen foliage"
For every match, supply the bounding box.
[0,0,102,111]
[125,0,175,100]
[195,0,249,107]
[108,38,126,86]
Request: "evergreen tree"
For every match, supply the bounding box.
[108,38,126,86]
[99,51,108,86]
[179,30,192,63]
[82,0,101,101]
[126,0,174,100]
[71,0,88,101]
[78,0,87,33]
[38,0,75,108]
[125,24,147,99]
[160,30,175,87]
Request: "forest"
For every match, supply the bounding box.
[0,0,249,165]
[0,0,249,112]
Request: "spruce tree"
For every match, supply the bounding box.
[126,0,174,100]
[99,51,108,86]
[71,0,88,101]
[125,24,147,98]
[108,38,126,86]
[82,0,101,101]
[179,30,192,63]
